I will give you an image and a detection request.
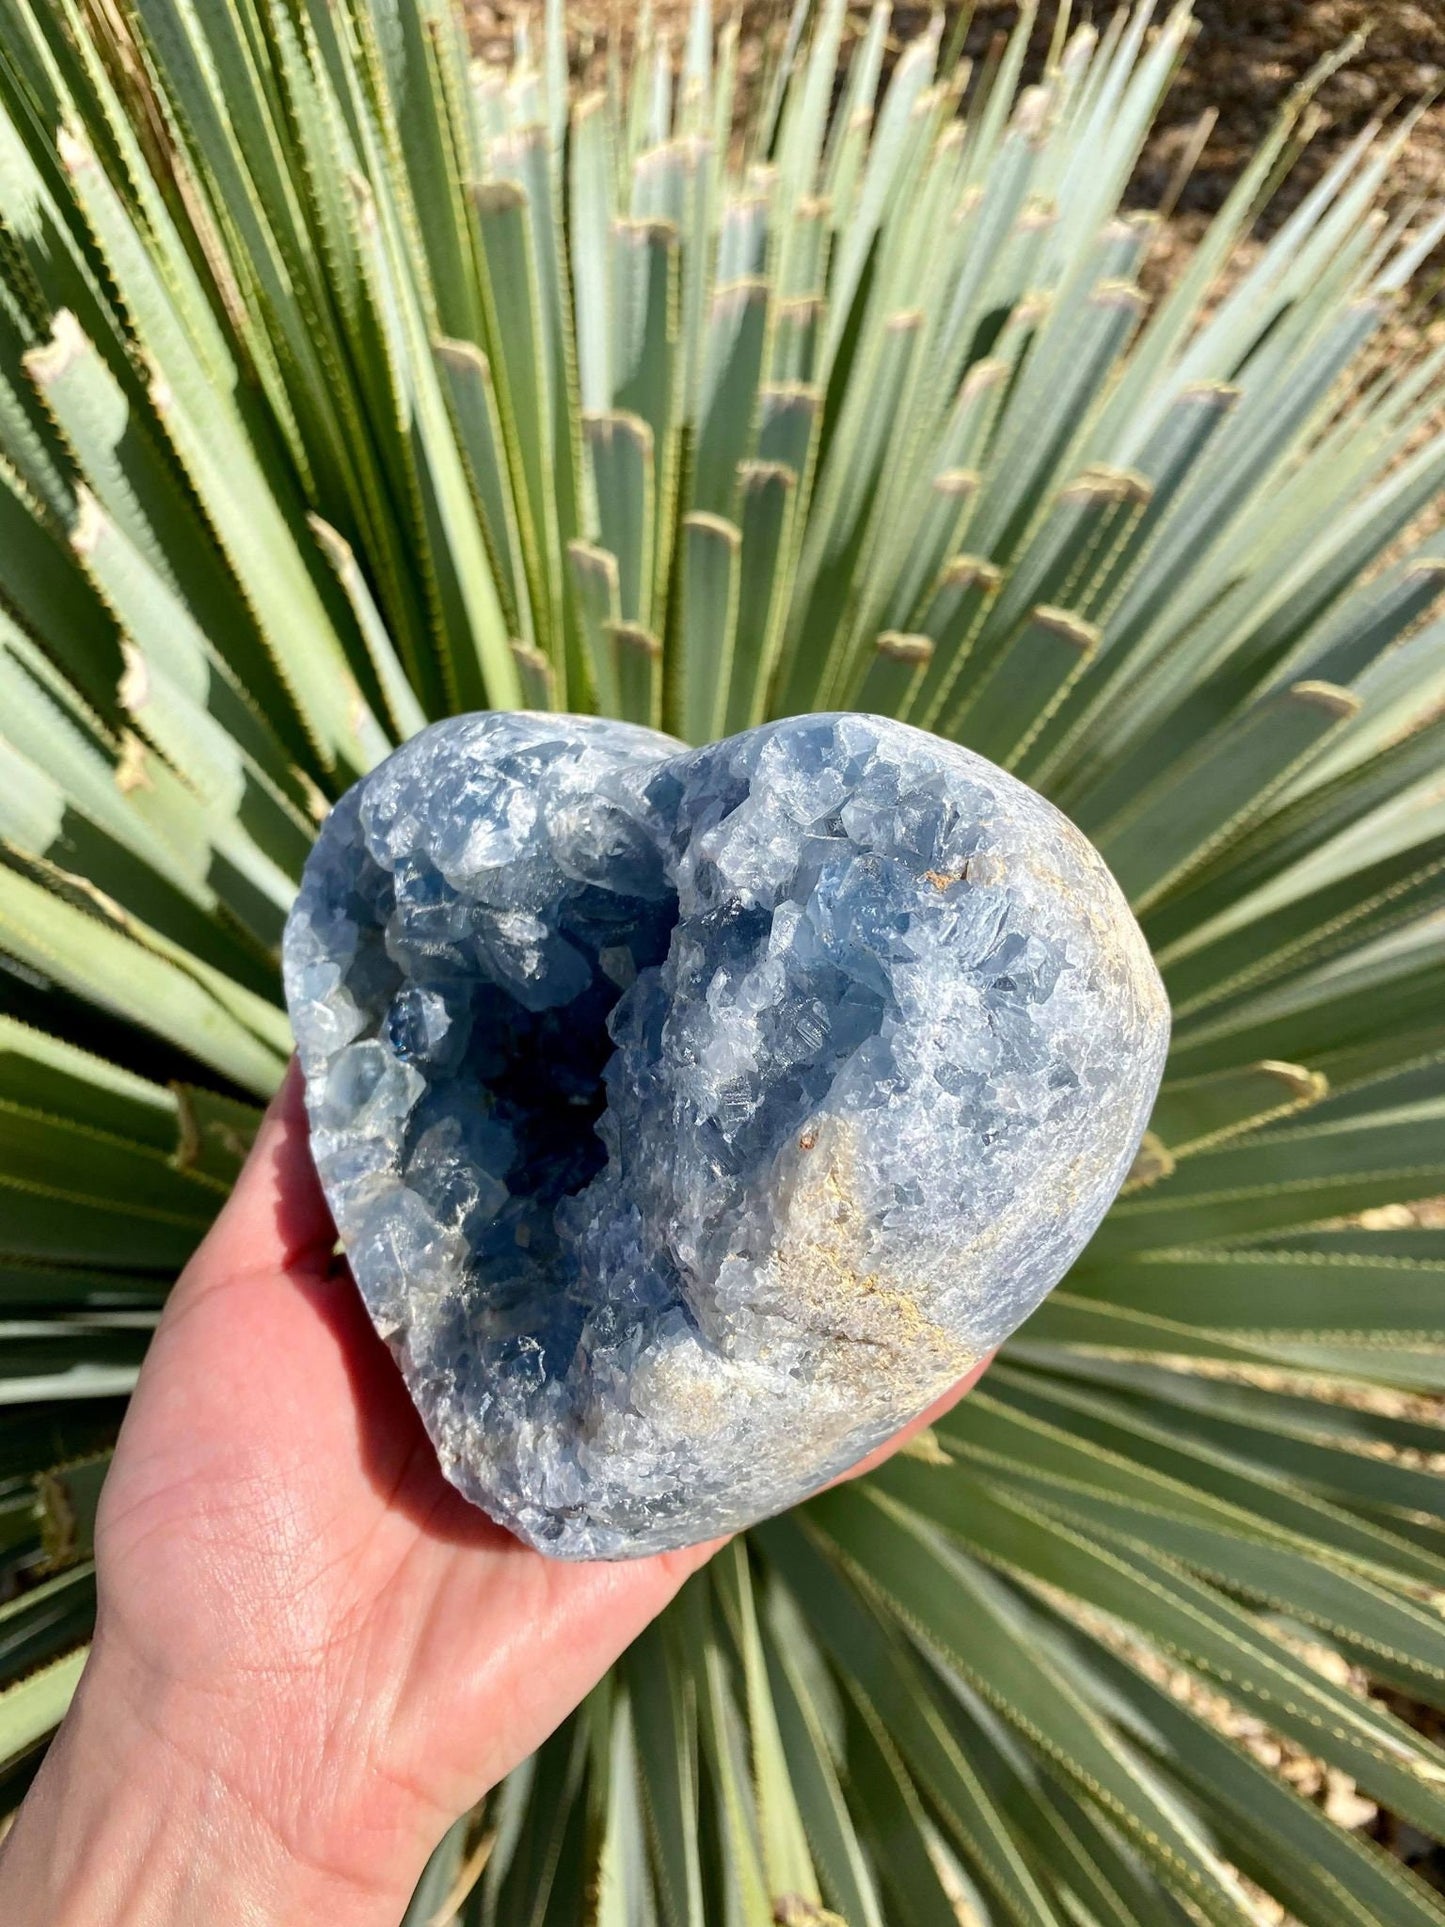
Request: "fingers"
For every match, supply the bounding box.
[177,1059,337,1295]
[436,1529,728,1801]
[479,1351,991,1784]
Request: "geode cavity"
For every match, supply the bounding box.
[283,712,1168,1557]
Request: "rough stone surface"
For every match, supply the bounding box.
[283,712,1169,1558]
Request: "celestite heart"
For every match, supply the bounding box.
[283,712,1168,1557]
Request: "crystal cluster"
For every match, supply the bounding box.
[284,712,1168,1557]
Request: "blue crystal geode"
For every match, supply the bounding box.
[283,713,1168,1557]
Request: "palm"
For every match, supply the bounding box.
[92,1066,713,1885]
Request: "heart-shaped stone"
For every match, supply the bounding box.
[284,712,1168,1557]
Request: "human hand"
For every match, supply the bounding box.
[0,1061,985,1925]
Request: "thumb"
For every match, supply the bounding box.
[171,1059,336,1305]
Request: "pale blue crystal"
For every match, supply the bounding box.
[284,713,1169,1558]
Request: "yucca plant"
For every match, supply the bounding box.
[2,0,1445,1916]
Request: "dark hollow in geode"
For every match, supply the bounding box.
[283,713,1168,1558]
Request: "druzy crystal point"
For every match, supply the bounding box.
[284,712,1168,1557]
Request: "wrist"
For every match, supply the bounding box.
[0,1634,437,1927]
